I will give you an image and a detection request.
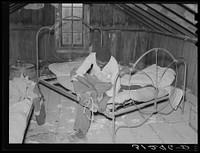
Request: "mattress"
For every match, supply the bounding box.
[120,64,176,88]
[47,59,183,110]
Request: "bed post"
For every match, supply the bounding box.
[111,71,121,143]
[179,57,187,114]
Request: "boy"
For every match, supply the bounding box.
[69,46,120,142]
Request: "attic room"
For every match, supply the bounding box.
[7,2,197,147]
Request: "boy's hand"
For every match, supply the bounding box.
[70,68,77,78]
[98,94,109,113]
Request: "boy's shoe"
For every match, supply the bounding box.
[68,130,87,142]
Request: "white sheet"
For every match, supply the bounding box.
[106,86,183,110]
[165,86,183,109]
[57,75,74,92]
[107,86,169,105]
[49,60,176,89]
[120,64,176,88]
[48,58,85,77]
[48,61,181,110]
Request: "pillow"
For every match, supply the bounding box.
[48,58,84,77]
[120,64,176,88]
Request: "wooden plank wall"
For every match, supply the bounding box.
[9,4,90,66]
[147,32,197,95]
[106,30,197,95]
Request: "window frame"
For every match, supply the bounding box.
[55,3,90,53]
[61,4,83,47]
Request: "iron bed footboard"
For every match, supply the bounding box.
[109,48,187,143]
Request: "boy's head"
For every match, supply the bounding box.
[96,46,111,63]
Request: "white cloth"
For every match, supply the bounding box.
[107,87,169,105]
[48,58,84,77]
[120,64,175,88]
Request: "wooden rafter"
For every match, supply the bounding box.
[116,4,171,33]
[114,4,156,30]
[179,3,198,14]
[9,3,28,14]
[144,4,197,38]
[159,4,196,26]
[126,4,181,35]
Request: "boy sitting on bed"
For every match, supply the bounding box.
[69,45,121,142]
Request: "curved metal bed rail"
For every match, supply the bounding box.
[36,16,102,81]
[35,16,103,123]
[109,48,187,143]
[174,57,187,114]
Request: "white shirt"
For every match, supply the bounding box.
[73,52,121,97]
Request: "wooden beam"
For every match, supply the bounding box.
[179,4,198,14]
[116,4,170,33]
[145,4,197,38]
[135,3,197,36]
[158,4,197,35]
[9,3,27,14]
[159,4,196,26]
[126,4,181,35]
[113,4,155,30]
[39,78,78,102]
[82,26,198,44]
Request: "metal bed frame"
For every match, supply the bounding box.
[104,48,187,143]
[36,48,187,143]
[35,16,187,143]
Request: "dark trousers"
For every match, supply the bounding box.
[72,75,111,134]
[73,80,92,134]
[73,104,91,134]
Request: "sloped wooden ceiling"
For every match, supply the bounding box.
[9,3,198,39]
[115,3,197,39]
[9,3,28,14]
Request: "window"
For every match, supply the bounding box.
[55,3,86,51]
[61,3,83,46]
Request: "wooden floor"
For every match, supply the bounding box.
[24,84,197,144]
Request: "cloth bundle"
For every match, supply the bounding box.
[73,74,112,112]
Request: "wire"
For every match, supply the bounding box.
[48,30,66,62]
[159,114,190,125]
[115,110,155,134]
[47,28,92,62]
[113,49,181,135]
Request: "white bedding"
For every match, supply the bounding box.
[57,75,74,92]
[48,58,85,93]
[9,75,37,143]
[48,57,85,77]
[107,86,169,105]
[48,60,182,108]
[120,64,176,88]
[106,86,183,110]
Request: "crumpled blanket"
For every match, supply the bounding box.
[120,64,175,88]
[9,74,40,143]
[9,74,38,106]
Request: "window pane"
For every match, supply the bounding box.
[73,8,82,18]
[73,21,82,32]
[73,3,82,7]
[62,8,71,18]
[62,21,72,32]
[62,33,72,44]
[62,4,72,7]
[73,33,82,44]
